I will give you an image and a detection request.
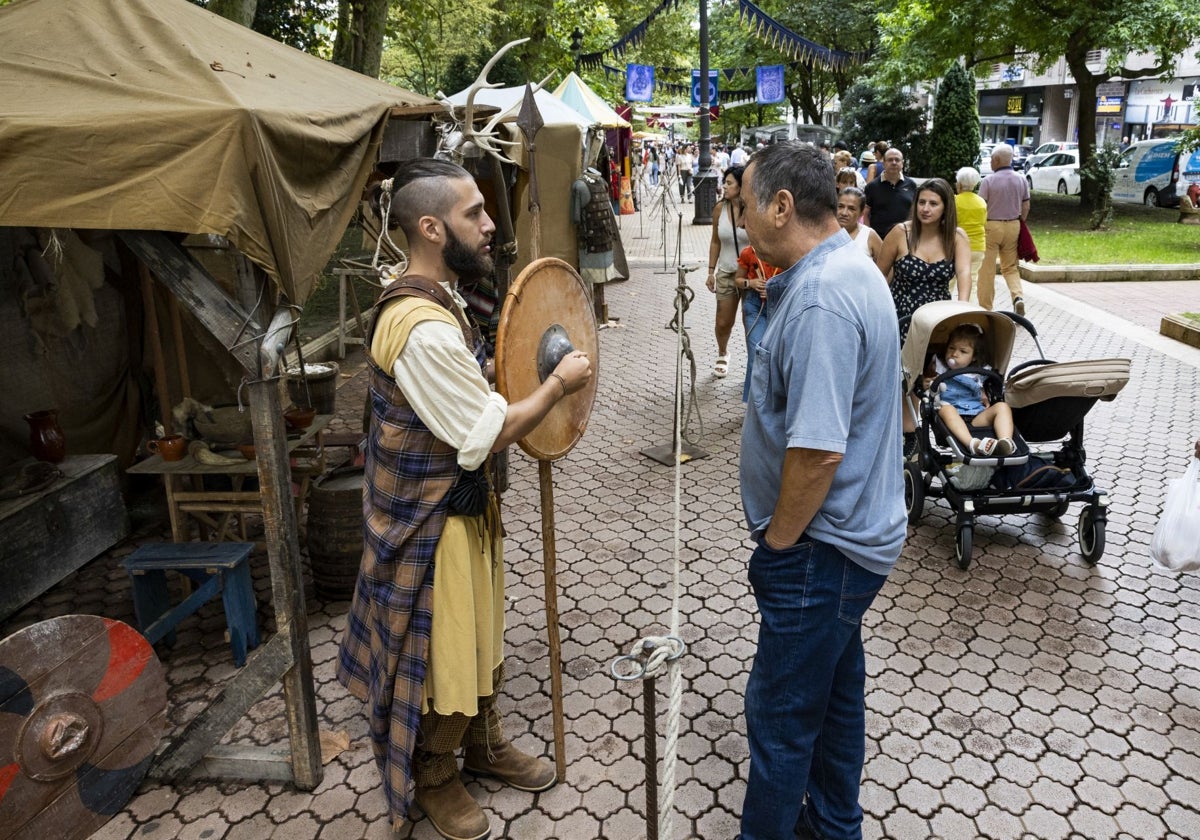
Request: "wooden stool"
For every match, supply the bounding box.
[122,542,260,666]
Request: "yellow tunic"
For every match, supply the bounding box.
[371,295,507,717]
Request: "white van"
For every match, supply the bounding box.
[1111,139,1182,207]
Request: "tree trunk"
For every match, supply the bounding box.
[332,0,387,78]
[1065,36,1105,210]
[208,0,257,27]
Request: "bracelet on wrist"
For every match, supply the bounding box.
[550,372,568,397]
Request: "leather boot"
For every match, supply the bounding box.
[413,776,491,840]
[463,739,557,792]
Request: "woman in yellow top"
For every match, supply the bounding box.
[954,167,988,302]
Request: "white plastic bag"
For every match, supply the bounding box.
[1150,459,1200,572]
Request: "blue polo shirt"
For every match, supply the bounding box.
[740,228,906,576]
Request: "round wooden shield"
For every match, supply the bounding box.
[495,258,600,461]
[0,615,167,840]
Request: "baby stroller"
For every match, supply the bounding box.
[901,300,1130,569]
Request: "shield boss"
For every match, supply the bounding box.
[495,258,599,461]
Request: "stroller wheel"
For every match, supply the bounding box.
[1078,507,1105,565]
[904,462,925,526]
[955,520,973,570]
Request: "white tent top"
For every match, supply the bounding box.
[446,86,595,130]
[552,72,631,129]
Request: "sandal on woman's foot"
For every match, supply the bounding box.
[714,355,729,378]
[970,437,997,456]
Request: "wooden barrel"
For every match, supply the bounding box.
[306,471,364,600]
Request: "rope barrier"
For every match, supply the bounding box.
[610,255,697,840]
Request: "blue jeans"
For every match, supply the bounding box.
[742,292,768,402]
[741,537,887,840]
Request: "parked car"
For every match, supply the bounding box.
[1024,141,1078,172]
[1010,144,1035,171]
[1026,149,1081,194]
[975,143,997,174]
[1111,138,1183,208]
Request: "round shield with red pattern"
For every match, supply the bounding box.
[0,615,166,839]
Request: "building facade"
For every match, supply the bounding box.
[975,47,1200,147]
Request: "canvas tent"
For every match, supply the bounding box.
[0,0,444,798]
[0,0,443,305]
[552,72,632,129]
[445,86,594,274]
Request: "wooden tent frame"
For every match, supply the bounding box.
[120,230,323,788]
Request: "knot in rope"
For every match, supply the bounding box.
[610,635,686,682]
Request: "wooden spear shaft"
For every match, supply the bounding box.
[538,458,567,782]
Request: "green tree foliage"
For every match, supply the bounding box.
[876,0,1200,207]
[380,0,497,95]
[189,0,333,57]
[441,48,526,99]
[926,62,979,183]
[838,81,927,168]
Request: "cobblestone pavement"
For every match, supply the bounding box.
[4,199,1200,839]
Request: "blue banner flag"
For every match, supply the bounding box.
[626,64,655,102]
[757,65,785,104]
[691,70,718,107]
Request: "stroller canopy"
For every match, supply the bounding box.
[902,301,1017,386]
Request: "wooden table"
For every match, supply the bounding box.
[127,415,331,543]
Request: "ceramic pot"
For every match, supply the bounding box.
[24,409,66,464]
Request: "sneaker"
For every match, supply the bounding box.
[1013,296,1025,316]
[994,438,1016,457]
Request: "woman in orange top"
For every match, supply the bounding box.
[735,245,781,402]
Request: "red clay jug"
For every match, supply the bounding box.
[24,409,66,463]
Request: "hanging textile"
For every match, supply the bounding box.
[626,63,656,102]
[756,65,786,104]
[736,0,870,70]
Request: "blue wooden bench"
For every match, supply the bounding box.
[122,542,260,666]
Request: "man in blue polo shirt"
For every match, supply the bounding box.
[738,142,906,840]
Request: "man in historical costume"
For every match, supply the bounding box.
[337,158,592,840]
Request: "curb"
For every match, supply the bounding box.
[1021,262,1200,282]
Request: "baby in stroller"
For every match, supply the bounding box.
[926,323,1017,457]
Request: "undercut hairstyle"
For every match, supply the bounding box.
[374,158,474,239]
[748,141,837,223]
[911,177,959,264]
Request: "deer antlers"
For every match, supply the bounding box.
[436,38,552,165]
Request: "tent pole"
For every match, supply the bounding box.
[138,263,174,434]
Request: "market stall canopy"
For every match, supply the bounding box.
[552,72,631,129]
[445,85,595,133]
[0,0,443,304]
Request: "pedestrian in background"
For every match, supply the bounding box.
[954,166,987,302]
[737,141,905,840]
[705,165,745,379]
[863,147,916,241]
[978,144,1031,314]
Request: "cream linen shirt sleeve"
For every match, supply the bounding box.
[392,319,508,470]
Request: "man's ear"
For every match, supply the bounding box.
[773,189,795,229]
[416,215,441,244]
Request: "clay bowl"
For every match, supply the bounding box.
[284,406,316,430]
[238,443,257,461]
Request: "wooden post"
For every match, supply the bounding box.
[537,459,567,782]
[138,263,174,434]
[167,296,192,398]
[238,262,323,790]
